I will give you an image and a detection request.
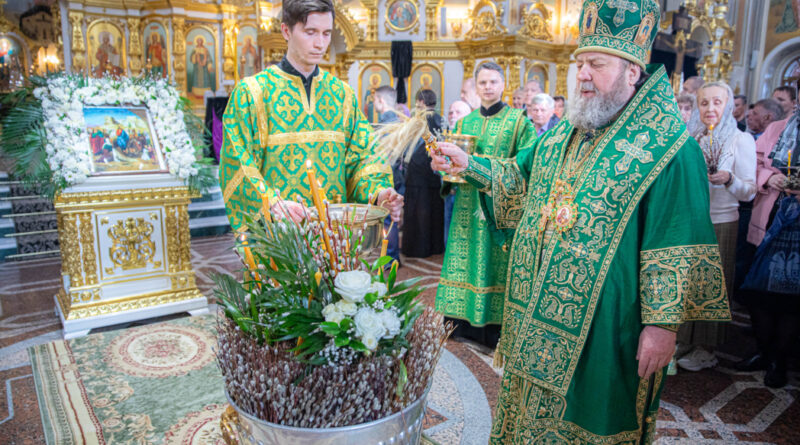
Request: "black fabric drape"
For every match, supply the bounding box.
[204,96,230,163]
[390,41,413,104]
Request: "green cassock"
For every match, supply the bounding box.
[462,66,731,444]
[435,105,536,327]
[219,64,392,231]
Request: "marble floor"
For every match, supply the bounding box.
[1,234,798,444]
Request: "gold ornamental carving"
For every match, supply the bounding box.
[68,11,86,72]
[57,288,204,320]
[507,56,523,98]
[223,19,237,81]
[79,212,98,286]
[466,0,506,39]
[519,3,553,41]
[556,62,569,97]
[333,2,365,50]
[424,0,441,41]
[108,217,157,271]
[127,17,143,76]
[173,17,187,93]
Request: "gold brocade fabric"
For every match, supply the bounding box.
[219,65,392,231]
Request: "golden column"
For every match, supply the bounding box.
[223,18,238,82]
[424,0,441,41]
[127,17,143,77]
[68,11,85,74]
[361,0,378,41]
[556,62,569,97]
[507,56,523,95]
[172,17,187,94]
[334,54,353,80]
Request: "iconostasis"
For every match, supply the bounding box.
[12,0,588,114]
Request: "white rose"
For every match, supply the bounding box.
[336,300,358,316]
[322,303,344,325]
[354,307,386,339]
[379,310,401,338]
[370,281,387,297]
[362,335,379,351]
[334,270,373,303]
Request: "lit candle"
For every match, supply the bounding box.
[708,124,714,150]
[789,150,793,176]
[380,227,389,258]
[305,160,325,218]
[305,159,336,267]
[239,233,262,287]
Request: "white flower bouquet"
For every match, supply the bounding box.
[214,203,452,428]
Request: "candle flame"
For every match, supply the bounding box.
[305,159,313,169]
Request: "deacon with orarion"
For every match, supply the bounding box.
[435,62,536,349]
[219,0,403,230]
[430,0,730,443]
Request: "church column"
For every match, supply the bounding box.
[127,17,143,77]
[172,17,187,94]
[556,62,568,97]
[223,18,238,83]
[424,0,441,41]
[361,0,378,41]
[68,11,86,74]
[507,55,522,95]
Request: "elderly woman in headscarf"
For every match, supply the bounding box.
[674,81,757,373]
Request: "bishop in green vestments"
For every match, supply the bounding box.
[435,62,536,345]
[219,0,402,231]
[431,1,730,443]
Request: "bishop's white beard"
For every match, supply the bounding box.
[567,72,631,132]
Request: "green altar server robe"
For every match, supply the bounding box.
[461,66,731,444]
[219,63,392,231]
[435,103,536,327]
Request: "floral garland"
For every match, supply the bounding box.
[33,74,201,186]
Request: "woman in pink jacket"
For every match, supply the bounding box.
[737,112,800,388]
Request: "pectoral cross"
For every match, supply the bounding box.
[614,132,653,175]
[607,0,639,26]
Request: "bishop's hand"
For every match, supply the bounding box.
[636,325,676,379]
[430,142,468,175]
[377,188,403,222]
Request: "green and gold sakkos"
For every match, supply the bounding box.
[219,65,392,231]
[463,66,730,444]
[435,105,536,327]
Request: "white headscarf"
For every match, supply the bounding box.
[687,81,739,150]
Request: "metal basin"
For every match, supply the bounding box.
[313,203,388,255]
[225,388,429,445]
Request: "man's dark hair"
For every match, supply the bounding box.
[416,89,437,108]
[282,0,335,29]
[734,94,747,104]
[553,95,565,104]
[474,61,505,81]
[773,85,797,102]
[754,98,785,121]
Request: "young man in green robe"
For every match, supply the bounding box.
[219,0,402,231]
[435,62,536,348]
[431,1,731,443]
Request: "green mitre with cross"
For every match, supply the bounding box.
[574,0,661,68]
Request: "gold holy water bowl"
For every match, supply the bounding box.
[311,203,388,255]
[442,132,477,183]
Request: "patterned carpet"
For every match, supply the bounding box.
[1,234,799,444]
[29,313,488,444]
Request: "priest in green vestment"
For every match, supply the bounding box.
[430,1,731,443]
[219,0,402,231]
[435,62,536,347]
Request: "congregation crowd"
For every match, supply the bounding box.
[372,72,800,390]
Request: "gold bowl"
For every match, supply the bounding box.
[442,132,478,183]
[311,203,388,255]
